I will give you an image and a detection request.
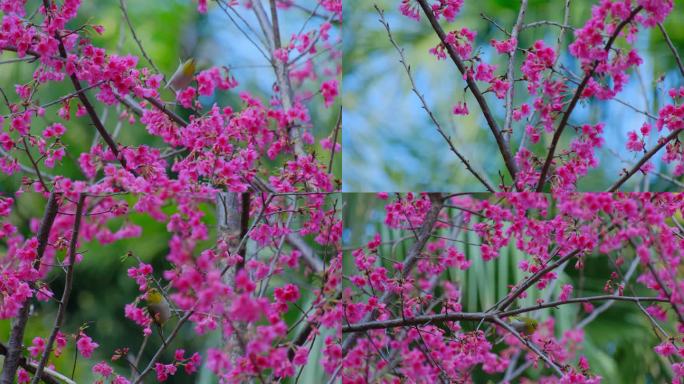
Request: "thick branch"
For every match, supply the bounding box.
[536,6,643,192]
[415,0,518,181]
[342,296,666,333]
[0,343,62,384]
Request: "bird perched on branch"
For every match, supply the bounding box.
[509,315,539,336]
[166,58,197,92]
[146,288,170,345]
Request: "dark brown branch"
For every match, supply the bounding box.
[238,191,251,265]
[40,0,127,170]
[658,23,684,78]
[328,105,341,174]
[62,53,127,169]
[415,0,518,181]
[501,295,669,318]
[0,343,60,384]
[607,129,682,192]
[341,193,445,354]
[496,250,580,311]
[31,194,86,384]
[33,191,61,269]
[492,317,563,376]
[536,6,643,192]
[143,96,188,127]
[342,296,666,333]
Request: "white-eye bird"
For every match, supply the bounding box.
[509,315,539,336]
[166,58,197,92]
[146,288,170,345]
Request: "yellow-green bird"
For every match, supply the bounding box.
[509,315,538,336]
[166,58,197,92]
[146,288,170,345]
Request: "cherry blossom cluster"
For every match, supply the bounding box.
[340,192,684,383]
[0,0,341,383]
[398,0,680,191]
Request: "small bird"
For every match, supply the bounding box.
[146,288,170,345]
[509,315,538,336]
[166,58,197,92]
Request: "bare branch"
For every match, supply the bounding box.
[607,129,682,192]
[503,0,528,142]
[342,295,667,333]
[658,23,684,78]
[376,6,495,192]
[328,106,341,174]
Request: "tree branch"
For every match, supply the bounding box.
[31,194,86,384]
[341,296,666,333]
[376,6,495,192]
[658,23,684,78]
[503,0,528,142]
[341,193,445,355]
[1,191,60,384]
[492,317,563,376]
[536,6,643,192]
[0,343,65,384]
[607,129,682,192]
[415,0,518,181]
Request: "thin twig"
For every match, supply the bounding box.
[492,317,563,376]
[328,105,341,174]
[503,0,528,142]
[607,129,682,192]
[119,0,165,84]
[376,6,495,192]
[658,23,684,78]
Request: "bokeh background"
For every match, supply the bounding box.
[0,0,340,382]
[343,0,684,192]
[343,193,679,384]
